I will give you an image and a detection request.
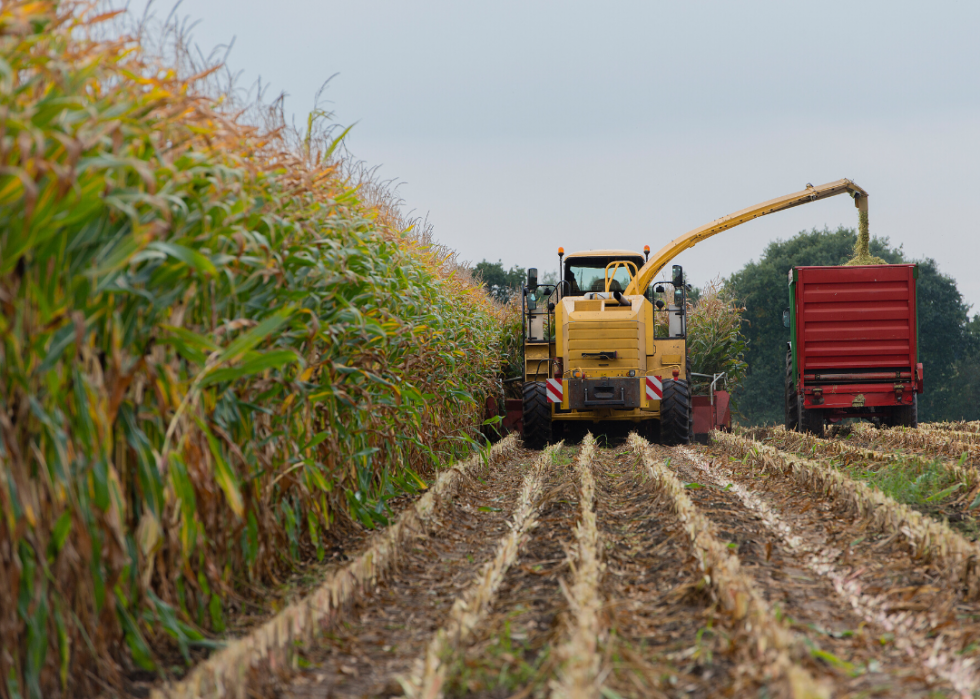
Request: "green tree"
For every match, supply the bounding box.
[472,259,526,302]
[942,314,980,421]
[915,259,975,419]
[727,227,976,424]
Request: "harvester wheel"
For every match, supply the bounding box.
[785,350,800,431]
[891,395,918,428]
[641,418,660,444]
[522,381,552,450]
[661,379,692,445]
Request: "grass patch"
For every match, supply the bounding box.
[837,456,964,506]
[442,617,552,697]
[830,454,980,539]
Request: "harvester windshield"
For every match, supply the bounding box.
[565,255,644,295]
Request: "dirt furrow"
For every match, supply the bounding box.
[264,446,535,699]
[152,435,520,699]
[692,439,980,696]
[744,426,980,541]
[551,434,603,699]
[631,436,824,698]
[592,445,743,698]
[438,446,581,698]
[717,432,980,599]
[405,443,560,697]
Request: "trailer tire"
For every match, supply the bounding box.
[891,395,918,428]
[522,381,552,450]
[800,405,824,437]
[661,379,692,445]
[785,350,800,431]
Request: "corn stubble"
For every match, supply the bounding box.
[717,432,980,599]
[628,435,828,699]
[405,442,558,698]
[550,435,603,699]
[0,2,510,696]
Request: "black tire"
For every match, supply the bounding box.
[640,418,660,445]
[891,394,918,428]
[800,404,824,437]
[661,379,692,445]
[785,350,800,431]
[522,381,552,449]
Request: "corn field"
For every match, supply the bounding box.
[685,278,747,394]
[0,3,508,696]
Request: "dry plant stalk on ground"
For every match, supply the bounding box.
[849,423,980,461]
[920,425,980,444]
[628,434,827,699]
[681,446,980,696]
[924,421,980,434]
[550,435,604,699]
[715,431,980,599]
[150,436,518,699]
[405,442,562,699]
[763,426,980,489]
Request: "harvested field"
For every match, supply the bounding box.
[140,423,980,698]
[747,425,980,542]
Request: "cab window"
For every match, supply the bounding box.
[565,258,642,295]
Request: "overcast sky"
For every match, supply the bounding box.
[130,1,980,310]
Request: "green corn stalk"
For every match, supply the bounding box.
[0,2,507,695]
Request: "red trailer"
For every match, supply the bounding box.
[785,264,924,435]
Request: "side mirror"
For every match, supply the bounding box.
[527,267,538,291]
[672,264,684,288]
[783,309,790,328]
[673,287,684,306]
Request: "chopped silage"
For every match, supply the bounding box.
[845,209,887,265]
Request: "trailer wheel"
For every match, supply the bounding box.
[800,405,824,437]
[522,381,552,449]
[891,395,918,428]
[661,379,692,445]
[785,350,800,431]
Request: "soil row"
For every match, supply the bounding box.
[704,433,980,696]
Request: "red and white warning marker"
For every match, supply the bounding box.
[645,376,663,400]
[546,378,563,403]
